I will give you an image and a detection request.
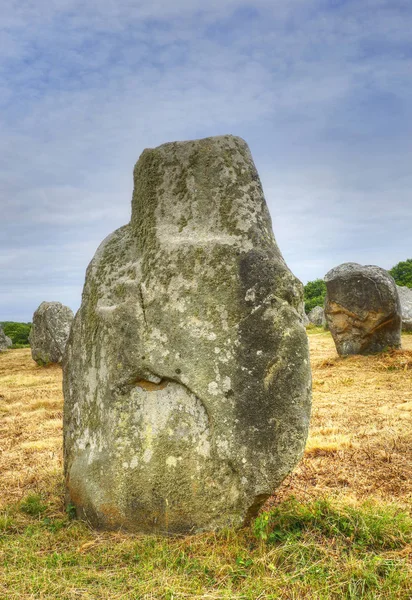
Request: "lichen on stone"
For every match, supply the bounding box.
[63,135,312,535]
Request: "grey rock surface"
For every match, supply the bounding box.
[324,263,401,355]
[397,285,412,332]
[0,327,12,352]
[63,135,312,535]
[29,302,74,365]
[298,300,310,326]
[308,305,326,327]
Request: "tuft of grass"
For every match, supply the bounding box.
[0,512,16,535]
[254,497,411,551]
[19,493,47,517]
[305,434,353,455]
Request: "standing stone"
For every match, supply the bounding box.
[324,263,401,355]
[397,285,412,332]
[63,135,312,535]
[297,300,310,326]
[29,302,74,365]
[307,305,326,327]
[0,327,12,352]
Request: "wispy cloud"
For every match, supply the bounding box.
[1,0,411,319]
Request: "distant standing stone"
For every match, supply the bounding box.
[29,302,74,365]
[397,285,412,332]
[63,135,312,535]
[0,327,12,352]
[308,305,326,327]
[324,263,401,355]
[298,301,310,326]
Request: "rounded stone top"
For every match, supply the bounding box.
[142,134,248,153]
[36,300,72,310]
[325,262,396,286]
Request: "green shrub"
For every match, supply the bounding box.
[304,279,326,314]
[389,259,412,288]
[0,322,32,346]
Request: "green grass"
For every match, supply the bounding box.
[19,493,48,517]
[0,495,410,599]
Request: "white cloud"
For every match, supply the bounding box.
[0,0,411,319]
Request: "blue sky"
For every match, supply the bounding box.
[1,0,411,321]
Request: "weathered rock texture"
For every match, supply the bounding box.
[298,301,310,327]
[397,285,412,332]
[308,305,326,327]
[0,327,12,352]
[63,135,312,535]
[30,302,74,365]
[324,263,401,355]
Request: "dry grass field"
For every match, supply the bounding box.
[0,332,411,599]
[276,331,412,507]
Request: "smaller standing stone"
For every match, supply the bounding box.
[324,263,401,355]
[308,305,326,327]
[29,302,74,365]
[0,327,12,352]
[397,286,412,332]
[297,300,310,326]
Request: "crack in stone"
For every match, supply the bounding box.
[134,379,169,392]
[138,284,148,327]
